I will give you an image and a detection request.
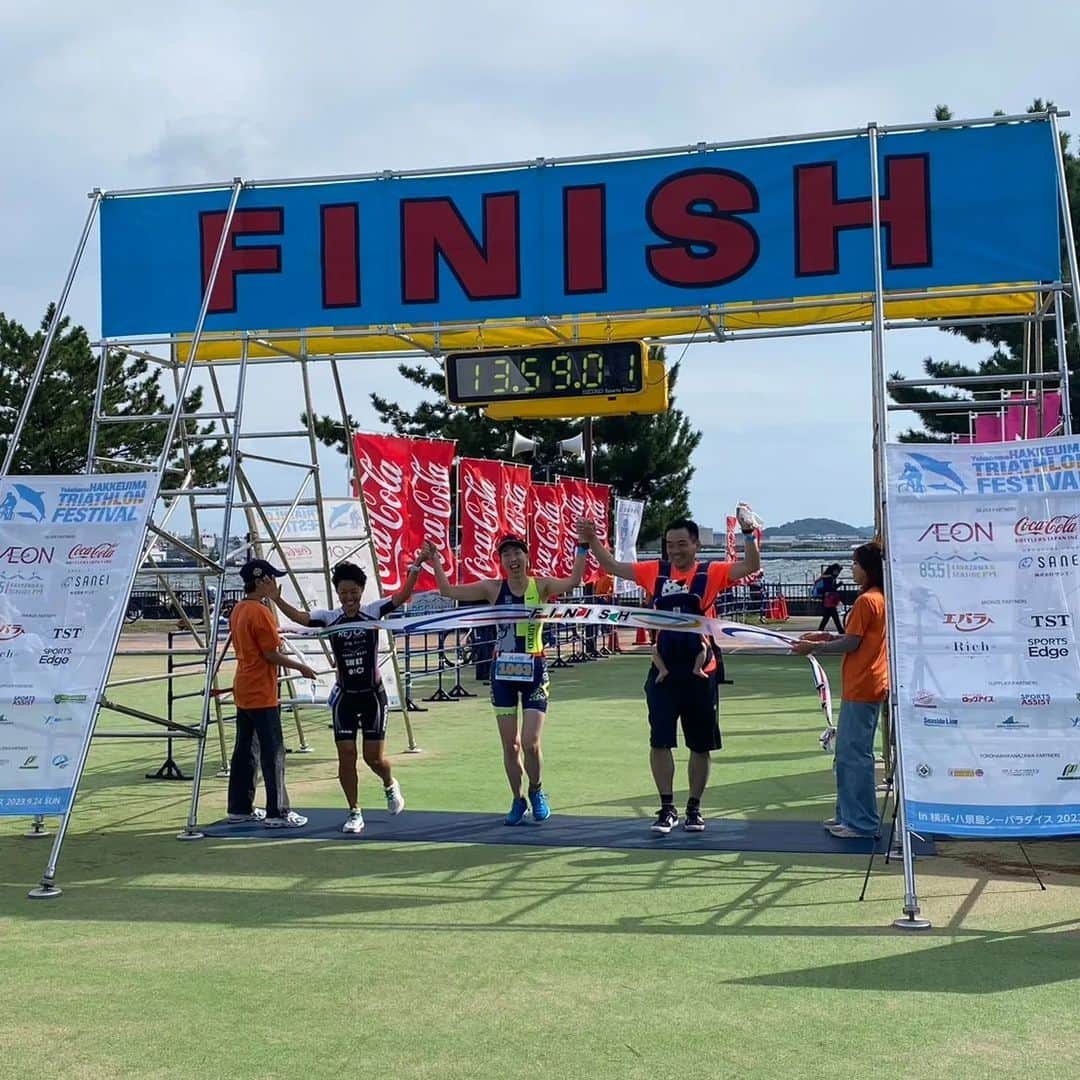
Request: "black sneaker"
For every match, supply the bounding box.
[684,808,706,832]
[651,807,679,834]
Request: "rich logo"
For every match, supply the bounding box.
[918,553,996,580]
[961,694,994,703]
[51,627,84,640]
[0,483,47,522]
[67,542,118,564]
[953,641,991,654]
[1029,613,1073,629]
[1020,693,1051,707]
[0,545,54,565]
[948,768,985,778]
[917,521,992,544]
[898,454,968,495]
[997,715,1030,730]
[1058,763,1080,781]
[0,624,24,641]
[1027,638,1071,660]
[943,613,993,633]
[1014,514,1078,543]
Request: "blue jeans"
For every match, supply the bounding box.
[835,699,882,835]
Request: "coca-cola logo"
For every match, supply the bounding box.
[461,466,501,579]
[502,478,530,538]
[1014,515,1078,544]
[356,449,406,590]
[283,543,314,560]
[530,493,562,578]
[411,456,453,565]
[67,542,118,564]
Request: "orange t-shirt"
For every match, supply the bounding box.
[632,560,734,609]
[841,589,889,702]
[230,599,282,709]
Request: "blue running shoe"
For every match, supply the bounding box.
[529,789,550,822]
[505,796,529,825]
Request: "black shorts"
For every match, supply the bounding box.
[644,667,722,753]
[330,685,388,742]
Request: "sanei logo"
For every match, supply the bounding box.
[943,613,993,633]
[918,521,993,543]
[0,624,24,641]
[1018,553,1080,576]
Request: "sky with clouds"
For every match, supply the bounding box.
[2,0,1078,531]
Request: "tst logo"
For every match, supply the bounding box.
[918,521,993,543]
[1028,613,1073,629]
[943,613,994,632]
[51,627,84,640]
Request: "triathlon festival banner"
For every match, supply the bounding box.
[263,499,402,709]
[613,497,645,598]
[0,473,157,816]
[887,438,1080,837]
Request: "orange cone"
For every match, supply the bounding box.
[635,626,650,645]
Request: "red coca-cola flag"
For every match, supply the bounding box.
[528,482,564,579]
[583,482,611,584]
[353,432,413,591]
[725,516,737,563]
[556,475,588,580]
[459,457,505,583]
[408,437,457,593]
[500,462,532,542]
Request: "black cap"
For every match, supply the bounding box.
[239,558,286,584]
[496,534,528,555]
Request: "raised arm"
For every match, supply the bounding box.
[387,548,429,611]
[267,579,312,626]
[728,502,763,582]
[578,519,638,582]
[424,548,500,603]
[541,524,589,598]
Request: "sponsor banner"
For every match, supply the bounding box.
[265,498,401,710]
[100,122,1059,338]
[528,483,564,581]
[613,497,645,599]
[556,476,588,579]
[887,438,1080,837]
[583,483,612,585]
[500,463,532,550]
[0,473,158,815]
[408,438,456,593]
[352,432,413,592]
[459,458,504,583]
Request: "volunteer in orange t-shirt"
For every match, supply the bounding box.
[226,559,318,829]
[581,506,762,835]
[792,542,888,839]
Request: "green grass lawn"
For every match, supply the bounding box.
[2,648,1078,1080]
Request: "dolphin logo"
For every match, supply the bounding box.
[11,484,47,522]
[906,453,967,495]
[328,504,352,529]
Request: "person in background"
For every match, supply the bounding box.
[581,505,761,835]
[422,531,587,825]
[271,550,428,833]
[813,562,844,633]
[226,559,318,829]
[791,542,888,839]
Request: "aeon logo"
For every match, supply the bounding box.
[943,613,994,633]
[917,522,994,543]
[0,546,54,565]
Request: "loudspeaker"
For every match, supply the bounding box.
[559,433,585,457]
[511,431,537,457]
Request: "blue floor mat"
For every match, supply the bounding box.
[202,807,935,856]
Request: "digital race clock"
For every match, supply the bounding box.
[444,341,647,405]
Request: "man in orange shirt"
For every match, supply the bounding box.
[226,559,319,829]
[792,542,888,839]
[582,507,761,833]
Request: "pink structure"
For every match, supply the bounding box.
[958,391,1063,443]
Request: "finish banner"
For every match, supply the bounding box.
[887,438,1080,837]
[0,473,158,816]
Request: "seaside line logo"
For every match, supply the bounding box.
[918,552,996,580]
[1014,514,1078,545]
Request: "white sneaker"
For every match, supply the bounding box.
[263,810,308,829]
[385,780,405,815]
[226,808,267,823]
[342,810,365,833]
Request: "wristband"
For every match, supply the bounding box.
[576,544,589,554]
